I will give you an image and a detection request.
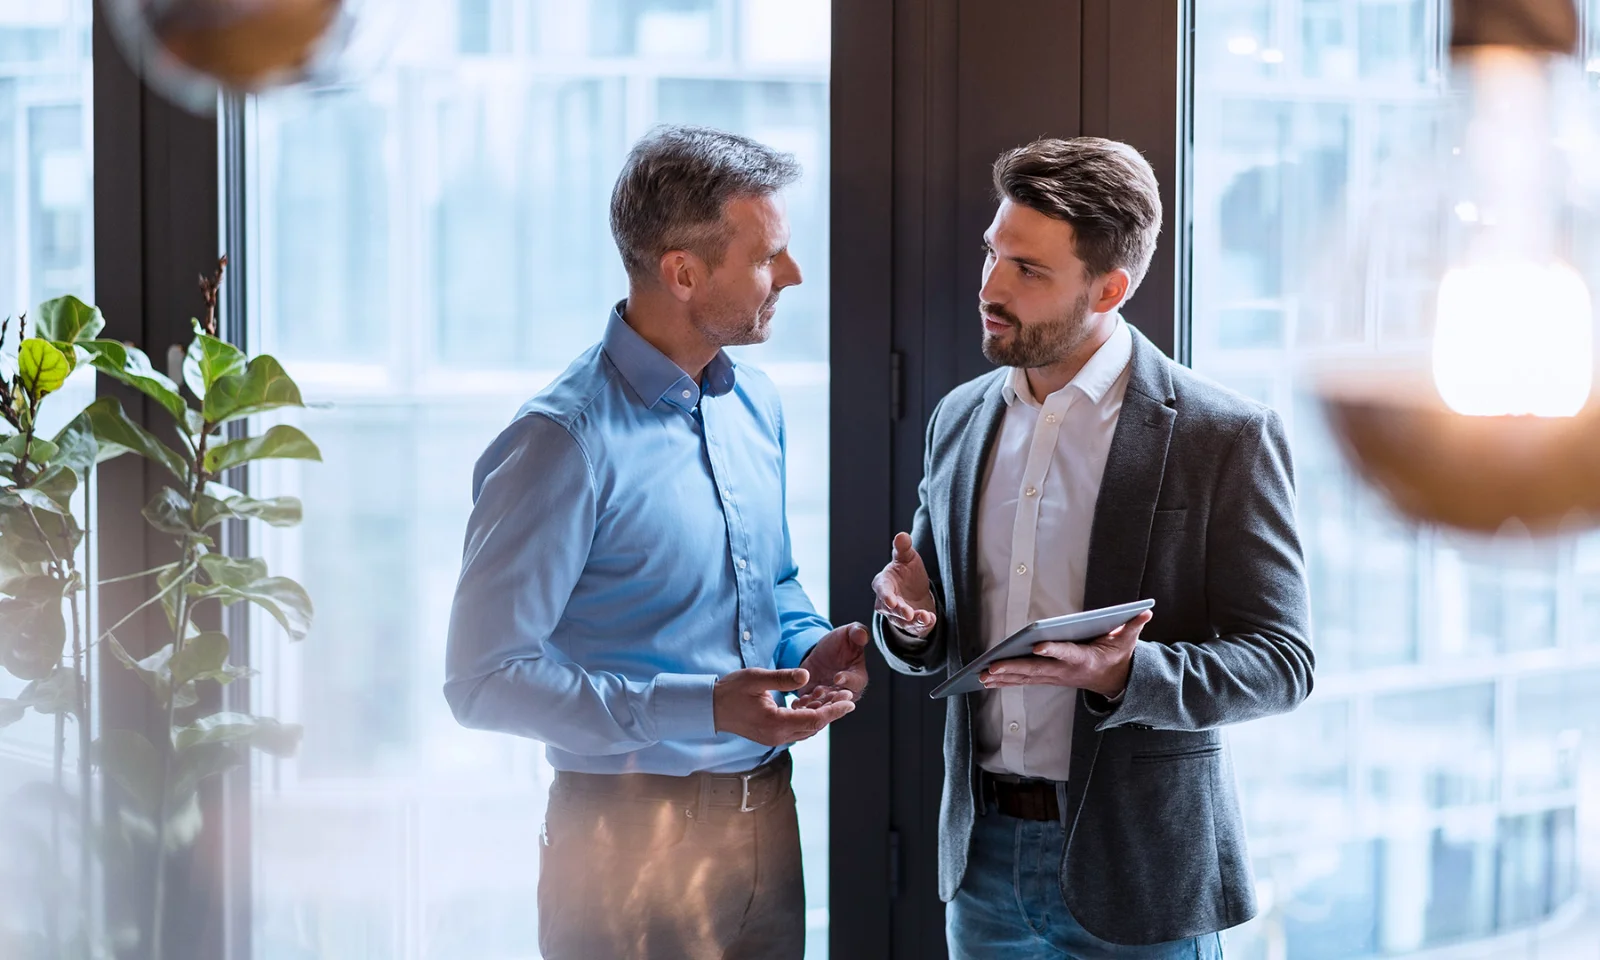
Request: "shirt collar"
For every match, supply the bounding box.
[1002,314,1133,408]
[602,301,737,411]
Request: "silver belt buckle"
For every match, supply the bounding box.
[739,772,756,813]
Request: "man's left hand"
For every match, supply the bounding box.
[792,622,870,709]
[979,610,1153,699]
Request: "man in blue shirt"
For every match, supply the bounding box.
[444,125,866,959]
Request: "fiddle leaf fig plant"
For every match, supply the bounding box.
[0,258,321,960]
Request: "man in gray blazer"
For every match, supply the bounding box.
[873,137,1314,958]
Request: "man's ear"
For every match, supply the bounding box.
[1093,268,1132,314]
[658,250,702,303]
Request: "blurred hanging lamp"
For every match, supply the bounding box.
[1318,0,1600,533]
[101,0,406,113]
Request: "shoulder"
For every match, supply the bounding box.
[516,343,617,435]
[471,347,614,498]
[727,359,787,432]
[1165,360,1278,442]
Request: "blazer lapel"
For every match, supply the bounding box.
[1082,327,1177,612]
[948,374,1008,662]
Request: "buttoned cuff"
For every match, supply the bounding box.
[778,627,829,670]
[649,673,720,741]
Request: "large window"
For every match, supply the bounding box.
[240,2,830,957]
[1193,1,1600,955]
[0,0,94,940]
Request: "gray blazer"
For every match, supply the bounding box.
[875,327,1314,946]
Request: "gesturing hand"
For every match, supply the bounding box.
[714,668,854,747]
[872,532,938,637]
[979,610,1154,699]
[792,623,870,710]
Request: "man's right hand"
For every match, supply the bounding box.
[872,532,938,638]
[713,668,854,747]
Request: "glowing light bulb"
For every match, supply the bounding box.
[1431,260,1593,416]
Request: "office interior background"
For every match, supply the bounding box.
[4,0,1600,958]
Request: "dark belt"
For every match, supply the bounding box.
[981,770,1062,822]
[554,751,791,815]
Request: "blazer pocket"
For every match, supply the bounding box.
[1131,745,1222,764]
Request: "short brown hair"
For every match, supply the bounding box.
[610,125,801,280]
[992,137,1162,295]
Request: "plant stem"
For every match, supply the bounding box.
[148,430,211,960]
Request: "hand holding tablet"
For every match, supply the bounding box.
[930,599,1156,698]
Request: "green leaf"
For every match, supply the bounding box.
[201,355,303,425]
[0,698,23,728]
[94,729,162,814]
[35,296,105,343]
[50,412,99,475]
[17,666,78,716]
[0,573,71,602]
[105,635,176,705]
[174,712,302,758]
[142,488,195,537]
[196,493,301,529]
[189,576,312,641]
[83,395,187,480]
[203,424,321,474]
[80,339,189,425]
[0,595,65,680]
[30,465,77,513]
[198,554,268,588]
[170,741,242,802]
[168,631,245,688]
[0,501,80,563]
[183,323,247,400]
[17,339,70,399]
[0,435,59,465]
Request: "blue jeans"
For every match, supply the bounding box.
[947,802,1225,960]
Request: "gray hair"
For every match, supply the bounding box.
[610,125,801,280]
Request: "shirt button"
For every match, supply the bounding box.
[1045,413,1058,424]
[1024,486,1037,497]
[723,489,732,499]
[737,558,748,570]
[681,389,693,399]
[1016,563,1028,575]
[743,630,752,641]
[1009,722,1020,732]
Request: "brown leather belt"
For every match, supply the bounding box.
[555,750,791,814]
[981,770,1062,822]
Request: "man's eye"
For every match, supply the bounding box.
[1018,264,1037,279]
[980,244,994,259]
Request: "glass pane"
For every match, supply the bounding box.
[0,1,94,950]
[242,2,831,957]
[1193,1,1600,955]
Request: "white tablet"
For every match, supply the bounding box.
[929,599,1155,698]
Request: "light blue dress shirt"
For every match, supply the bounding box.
[443,303,832,775]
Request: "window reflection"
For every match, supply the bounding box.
[1195,0,1600,955]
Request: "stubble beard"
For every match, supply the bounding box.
[981,289,1095,369]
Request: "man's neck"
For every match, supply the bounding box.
[623,288,719,383]
[1022,314,1118,401]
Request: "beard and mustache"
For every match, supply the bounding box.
[980,288,1095,369]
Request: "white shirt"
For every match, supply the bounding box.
[973,317,1133,781]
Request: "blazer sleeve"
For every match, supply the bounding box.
[1098,407,1315,731]
[874,396,952,676]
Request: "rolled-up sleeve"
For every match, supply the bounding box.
[442,414,718,753]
